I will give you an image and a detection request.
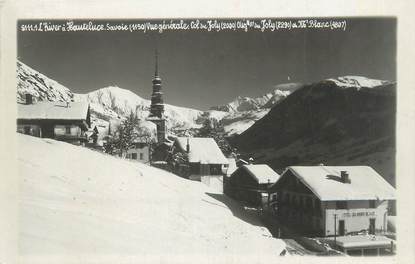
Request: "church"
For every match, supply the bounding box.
[146,50,167,144]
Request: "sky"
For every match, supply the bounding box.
[17,18,396,110]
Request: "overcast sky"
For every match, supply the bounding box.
[18,18,396,110]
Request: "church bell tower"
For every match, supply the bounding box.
[147,49,167,143]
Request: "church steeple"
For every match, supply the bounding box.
[148,49,166,143]
[154,48,159,77]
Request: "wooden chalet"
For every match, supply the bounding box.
[17,94,91,145]
[225,164,280,206]
[171,137,229,191]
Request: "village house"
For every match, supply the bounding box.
[225,164,280,206]
[17,94,91,145]
[268,166,396,237]
[125,141,151,164]
[124,120,157,164]
[171,137,229,191]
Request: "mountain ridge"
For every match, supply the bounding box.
[231,79,396,185]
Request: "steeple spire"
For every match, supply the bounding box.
[154,48,159,77]
[147,47,166,143]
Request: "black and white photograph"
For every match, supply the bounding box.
[1,1,415,263]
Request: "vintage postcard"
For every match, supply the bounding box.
[1,1,414,263]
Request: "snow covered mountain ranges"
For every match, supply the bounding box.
[16,60,300,136]
[16,60,395,142]
[17,61,205,137]
[231,77,396,185]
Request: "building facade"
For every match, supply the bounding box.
[268,166,396,237]
[17,95,91,145]
[171,137,229,191]
[126,142,151,164]
[225,164,280,206]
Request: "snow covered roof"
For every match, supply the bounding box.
[18,101,90,121]
[175,137,228,165]
[226,158,237,176]
[335,235,393,248]
[277,166,396,201]
[241,164,280,184]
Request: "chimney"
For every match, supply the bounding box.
[186,137,190,153]
[340,171,351,183]
[25,94,33,104]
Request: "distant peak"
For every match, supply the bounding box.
[327,76,391,89]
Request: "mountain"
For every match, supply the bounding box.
[231,77,396,185]
[79,86,204,130]
[210,83,301,113]
[16,61,204,137]
[326,75,391,90]
[17,61,74,103]
[18,134,286,258]
[208,83,303,136]
[16,60,304,137]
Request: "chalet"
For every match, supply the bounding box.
[225,164,280,206]
[125,141,151,164]
[125,121,156,164]
[17,95,91,145]
[172,137,229,191]
[268,166,396,237]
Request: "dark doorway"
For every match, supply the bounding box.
[369,218,376,234]
[339,220,345,236]
[42,125,54,138]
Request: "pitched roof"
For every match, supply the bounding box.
[18,101,90,121]
[277,166,396,201]
[241,164,280,184]
[226,158,237,176]
[175,137,228,164]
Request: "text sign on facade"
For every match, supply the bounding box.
[342,211,376,218]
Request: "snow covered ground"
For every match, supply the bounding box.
[18,134,285,262]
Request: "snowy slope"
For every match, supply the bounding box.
[326,76,391,90]
[16,61,204,136]
[80,86,204,132]
[232,78,396,185]
[18,134,286,260]
[17,61,74,103]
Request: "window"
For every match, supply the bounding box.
[139,153,144,160]
[369,200,376,208]
[65,126,71,134]
[24,126,31,135]
[210,165,221,175]
[336,201,348,209]
[190,164,200,174]
[131,153,138,160]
